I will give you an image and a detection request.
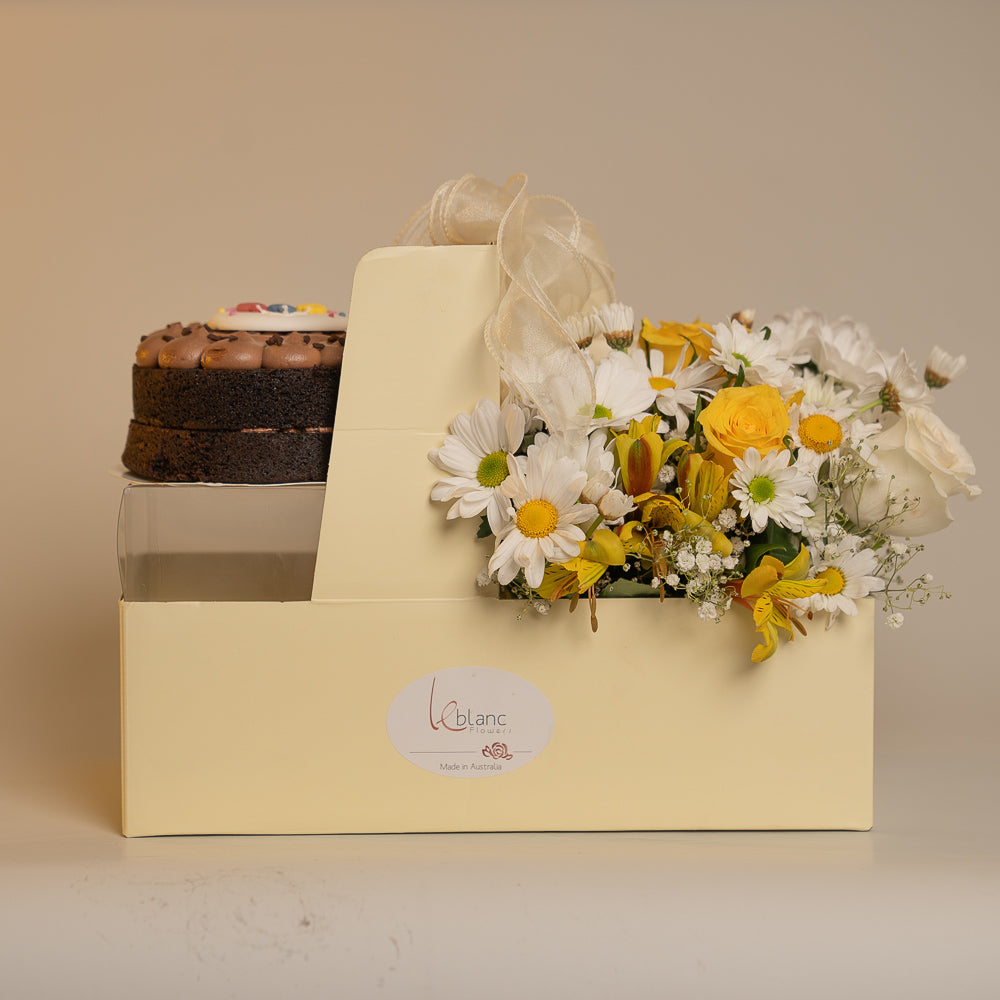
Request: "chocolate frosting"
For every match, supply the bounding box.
[202,330,265,370]
[263,332,317,370]
[135,323,345,370]
[135,322,185,367]
[315,338,345,368]
[157,323,215,369]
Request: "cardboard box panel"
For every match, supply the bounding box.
[120,243,875,836]
[313,245,501,602]
[121,597,873,836]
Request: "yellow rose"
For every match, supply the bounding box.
[697,385,790,472]
[639,318,713,371]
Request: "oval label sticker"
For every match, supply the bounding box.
[386,666,555,779]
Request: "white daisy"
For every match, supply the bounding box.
[488,442,598,589]
[853,349,933,413]
[801,535,884,623]
[589,350,658,430]
[592,301,635,351]
[797,505,837,552]
[710,318,792,387]
[758,308,815,366]
[500,372,544,434]
[731,448,814,533]
[429,398,526,534]
[529,429,615,493]
[788,403,852,482]
[791,376,882,474]
[564,311,598,350]
[798,371,855,411]
[640,347,722,434]
[925,346,967,388]
[800,314,880,390]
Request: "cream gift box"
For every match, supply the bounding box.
[119,245,874,836]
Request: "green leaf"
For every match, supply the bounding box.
[476,515,493,539]
[744,521,801,569]
[691,395,705,453]
[600,579,660,598]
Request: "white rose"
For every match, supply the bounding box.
[847,405,980,536]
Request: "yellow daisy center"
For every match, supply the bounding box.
[798,413,843,453]
[817,566,846,595]
[516,499,560,538]
[593,404,614,420]
[477,450,509,488]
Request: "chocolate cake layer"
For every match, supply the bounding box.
[132,365,341,431]
[122,423,333,484]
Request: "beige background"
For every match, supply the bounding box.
[1,1,997,997]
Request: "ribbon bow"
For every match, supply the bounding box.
[396,173,619,443]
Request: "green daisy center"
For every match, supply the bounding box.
[748,475,776,505]
[477,451,509,488]
[593,404,614,420]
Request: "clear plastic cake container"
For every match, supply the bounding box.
[118,481,324,603]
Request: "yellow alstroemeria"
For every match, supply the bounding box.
[535,529,625,602]
[677,452,730,521]
[736,546,832,662]
[581,528,627,566]
[634,492,686,532]
[612,416,689,497]
[632,493,733,557]
[535,557,607,602]
[619,520,653,560]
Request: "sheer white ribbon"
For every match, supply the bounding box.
[396,174,618,443]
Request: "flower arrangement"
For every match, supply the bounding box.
[429,304,980,661]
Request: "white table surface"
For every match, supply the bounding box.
[3,744,998,1000]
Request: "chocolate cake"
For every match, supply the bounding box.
[122,302,347,483]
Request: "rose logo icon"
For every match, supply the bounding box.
[482,742,514,761]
